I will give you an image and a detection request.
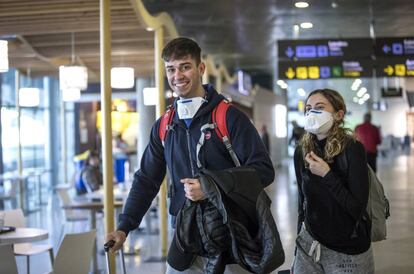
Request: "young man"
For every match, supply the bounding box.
[106,37,275,273]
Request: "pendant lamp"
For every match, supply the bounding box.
[0,40,9,73]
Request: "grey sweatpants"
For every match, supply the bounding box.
[293,227,374,274]
[166,256,251,274]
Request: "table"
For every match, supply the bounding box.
[82,185,130,202]
[63,201,123,274]
[0,227,48,245]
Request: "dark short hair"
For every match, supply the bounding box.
[161,37,201,64]
[86,150,100,163]
[364,112,372,122]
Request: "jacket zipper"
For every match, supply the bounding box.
[186,129,195,177]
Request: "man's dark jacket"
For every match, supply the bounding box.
[117,84,275,236]
[169,167,285,274]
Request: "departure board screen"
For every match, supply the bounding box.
[376,58,414,77]
[278,38,373,60]
[375,37,414,57]
[278,59,373,80]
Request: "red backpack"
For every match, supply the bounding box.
[158,99,241,167]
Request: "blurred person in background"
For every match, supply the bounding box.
[289,120,305,147]
[81,150,103,193]
[355,113,381,172]
[260,124,270,152]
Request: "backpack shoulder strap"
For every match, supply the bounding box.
[212,99,241,167]
[212,99,231,141]
[159,105,175,144]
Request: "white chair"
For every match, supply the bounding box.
[51,230,96,274]
[3,208,54,274]
[0,244,18,274]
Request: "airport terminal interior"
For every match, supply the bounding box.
[1,0,414,273]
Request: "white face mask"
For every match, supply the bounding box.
[304,109,334,135]
[176,97,206,119]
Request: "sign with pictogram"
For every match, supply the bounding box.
[278,38,373,60]
[278,59,372,80]
[375,38,414,57]
[376,58,414,77]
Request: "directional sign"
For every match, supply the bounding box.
[376,58,414,77]
[278,38,373,60]
[375,37,414,57]
[278,59,373,80]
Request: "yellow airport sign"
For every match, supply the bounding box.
[395,64,406,76]
[285,67,295,79]
[296,67,308,79]
[383,65,394,76]
[308,66,320,79]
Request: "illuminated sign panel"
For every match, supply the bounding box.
[375,38,414,57]
[278,38,373,60]
[376,58,414,77]
[278,37,414,79]
[278,60,373,80]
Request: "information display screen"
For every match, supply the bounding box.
[376,58,414,77]
[278,38,373,60]
[375,37,414,57]
[277,37,414,79]
[278,59,373,80]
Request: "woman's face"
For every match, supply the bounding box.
[305,93,336,115]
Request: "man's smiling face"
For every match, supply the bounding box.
[165,55,205,98]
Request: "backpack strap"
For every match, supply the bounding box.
[159,105,175,146]
[212,100,241,167]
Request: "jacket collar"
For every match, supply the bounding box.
[172,84,225,122]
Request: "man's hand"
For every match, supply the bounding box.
[105,230,126,253]
[305,151,330,177]
[181,178,206,201]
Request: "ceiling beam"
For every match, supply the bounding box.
[0,3,131,17]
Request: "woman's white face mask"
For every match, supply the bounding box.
[304,109,334,135]
[176,97,206,119]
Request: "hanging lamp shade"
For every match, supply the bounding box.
[111,67,135,89]
[62,88,81,102]
[143,87,157,106]
[59,65,88,90]
[0,40,9,73]
[19,87,40,107]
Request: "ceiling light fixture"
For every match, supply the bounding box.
[300,22,313,29]
[0,40,8,73]
[295,2,309,8]
[59,33,88,91]
[111,67,135,89]
[297,88,306,97]
[19,87,40,107]
[19,68,40,107]
[143,87,157,106]
[59,65,88,90]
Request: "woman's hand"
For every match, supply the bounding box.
[305,151,330,177]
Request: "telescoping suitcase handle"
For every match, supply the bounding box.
[104,240,126,274]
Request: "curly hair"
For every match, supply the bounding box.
[299,89,355,163]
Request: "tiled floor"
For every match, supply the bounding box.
[14,149,414,273]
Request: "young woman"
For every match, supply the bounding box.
[293,89,374,273]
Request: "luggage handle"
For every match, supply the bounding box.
[104,240,126,274]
